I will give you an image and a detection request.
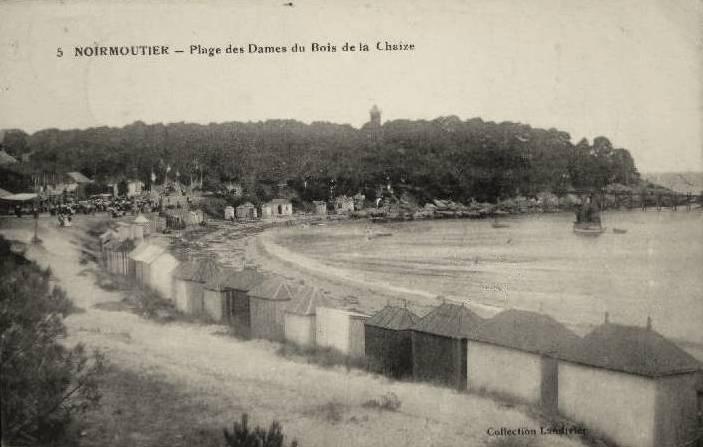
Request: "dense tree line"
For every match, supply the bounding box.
[1,116,640,203]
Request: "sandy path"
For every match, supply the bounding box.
[0,217,587,447]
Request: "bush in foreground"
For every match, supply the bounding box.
[224,413,298,447]
[0,236,105,446]
[361,392,402,412]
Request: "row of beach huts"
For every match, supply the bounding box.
[99,216,702,447]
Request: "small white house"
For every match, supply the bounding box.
[236,202,257,220]
[224,206,235,220]
[265,199,293,218]
[334,195,355,214]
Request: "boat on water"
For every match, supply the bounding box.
[365,226,393,240]
[573,197,605,235]
[491,218,510,229]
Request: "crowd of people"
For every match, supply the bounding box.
[8,191,198,232]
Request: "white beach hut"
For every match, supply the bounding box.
[284,286,329,348]
[315,306,370,357]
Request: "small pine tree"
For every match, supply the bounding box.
[223,413,298,447]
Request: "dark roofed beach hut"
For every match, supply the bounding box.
[248,277,295,341]
[203,265,235,322]
[411,302,483,390]
[222,268,267,338]
[557,319,702,447]
[365,305,419,379]
[104,238,136,276]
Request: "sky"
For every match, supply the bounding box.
[0,0,701,173]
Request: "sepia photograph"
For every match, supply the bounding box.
[0,1,701,446]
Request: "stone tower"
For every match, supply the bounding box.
[369,104,382,127]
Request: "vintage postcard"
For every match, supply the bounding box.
[0,1,701,446]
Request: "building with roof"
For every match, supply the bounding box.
[224,206,235,221]
[131,214,151,241]
[235,202,257,220]
[164,209,203,229]
[66,171,92,184]
[209,267,267,338]
[316,306,370,358]
[148,250,180,302]
[171,258,221,315]
[62,171,92,199]
[103,238,136,276]
[126,179,144,197]
[467,309,580,412]
[410,302,483,390]
[0,192,38,215]
[261,199,292,219]
[202,265,233,321]
[172,261,198,314]
[353,193,366,210]
[334,195,355,214]
[312,201,327,216]
[98,228,118,247]
[557,318,701,447]
[128,242,167,286]
[248,276,295,341]
[283,285,330,348]
[365,304,419,379]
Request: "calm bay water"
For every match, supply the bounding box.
[277,210,703,344]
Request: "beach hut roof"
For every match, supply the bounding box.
[128,242,151,260]
[172,260,197,280]
[286,285,330,315]
[130,243,166,263]
[563,323,701,377]
[66,171,92,183]
[0,187,12,198]
[164,209,188,219]
[411,302,483,338]
[133,214,150,224]
[237,202,255,209]
[99,228,117,241]
[106,238,136,252]
[366,305,419,330]
[470,309,580,356]
[268,198,290,205]
[249,277,296,301]
[191,258,224,284]
[140,245,168,264]
[220,268,267,292]
[204,266,238,291]
[1,193,38,202]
